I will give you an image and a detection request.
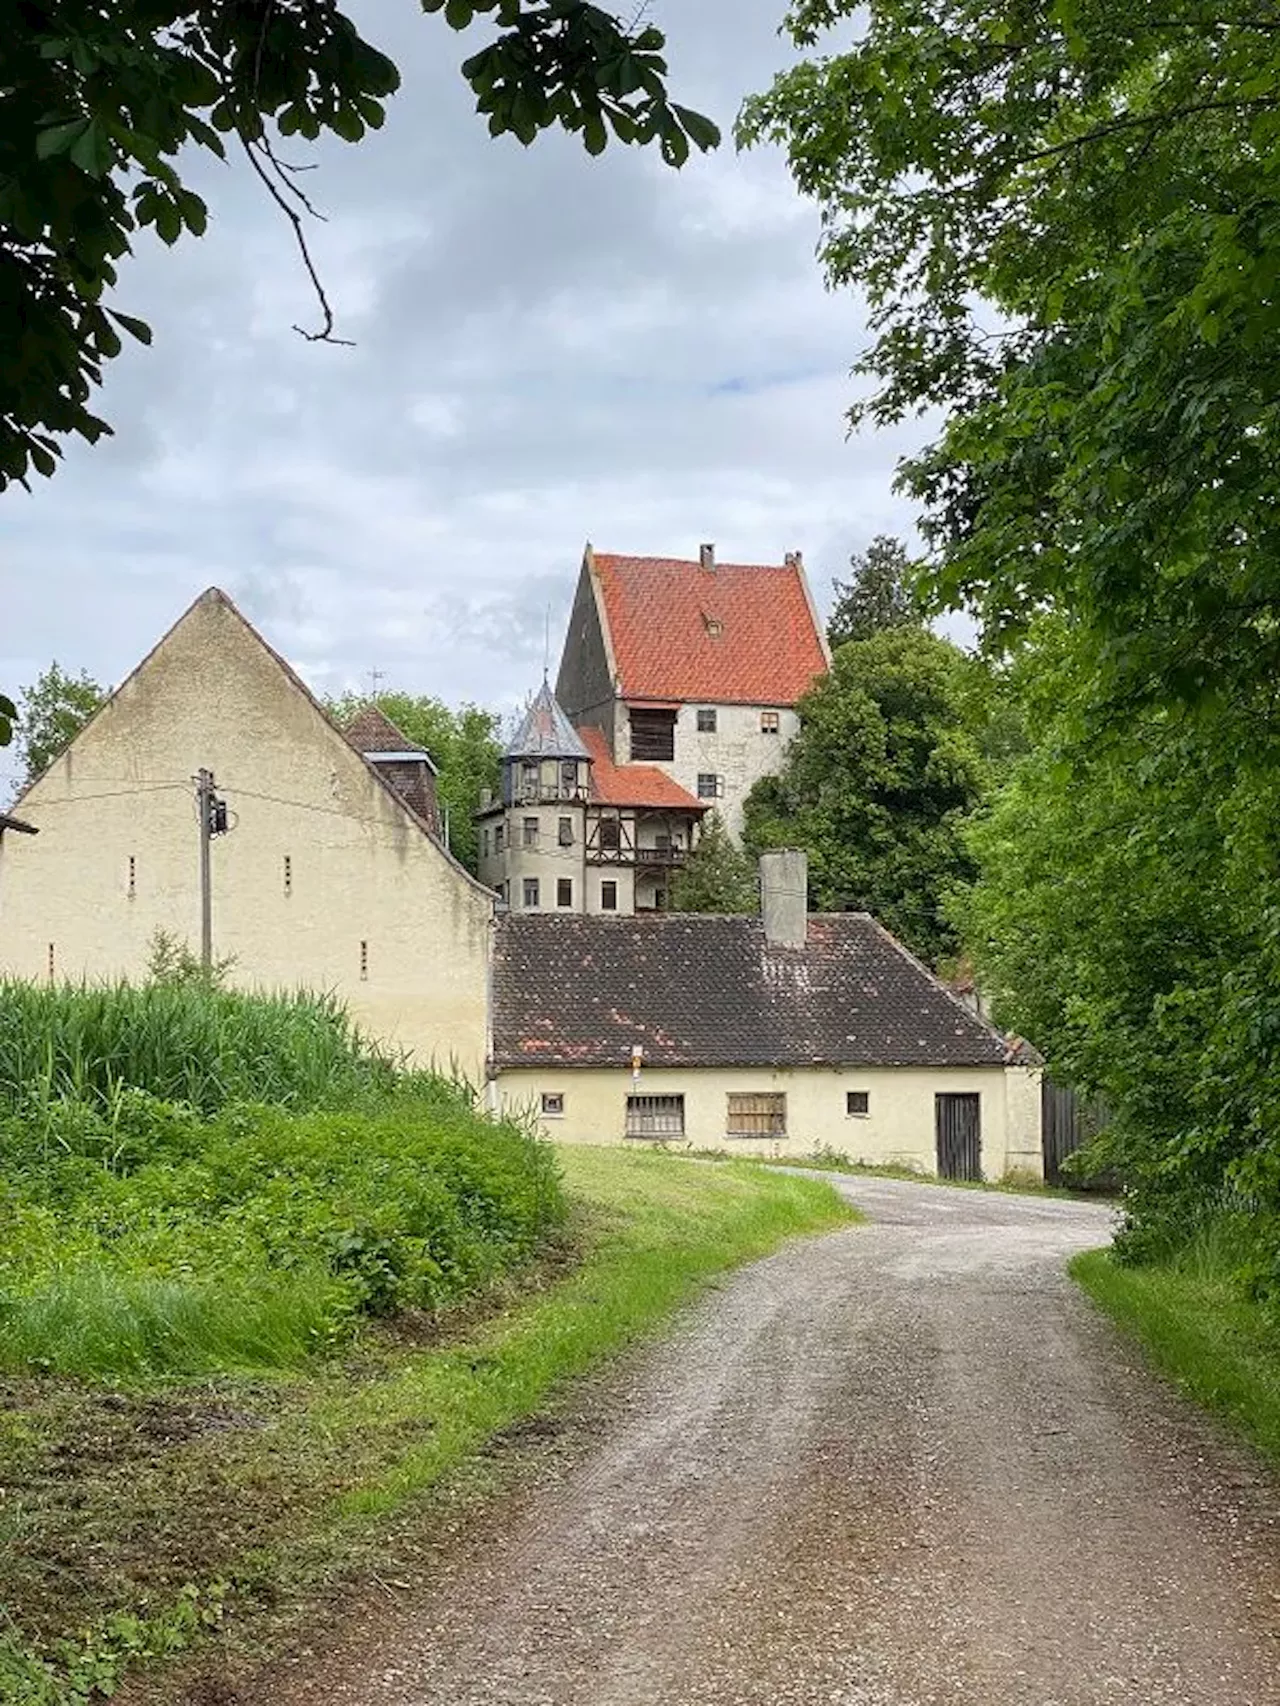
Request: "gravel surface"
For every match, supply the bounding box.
[260,1175,1280,1705]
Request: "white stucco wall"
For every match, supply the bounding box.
[613,702,801,840]
[496,1064,1043,1180]
[0,591,495,1080]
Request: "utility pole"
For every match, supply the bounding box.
[196,768,214,970]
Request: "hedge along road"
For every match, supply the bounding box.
[264,1175,1280,1706]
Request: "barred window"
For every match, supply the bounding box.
[697,773,724,799]
[696,708,717,733]
[625,1095,685,1138]
[726,1092,787,1138]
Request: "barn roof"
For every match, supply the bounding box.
[492,912,1028,1070]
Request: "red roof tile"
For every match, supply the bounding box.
[580,725,705,812]
[593,551,828,707]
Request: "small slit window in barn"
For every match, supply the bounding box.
[846,1090,870,1117]
[625,1095,685,1138]
[726,1092,787,1138]
[541,1092,565,1117]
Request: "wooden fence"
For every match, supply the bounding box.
[1041,1078,1111,1187]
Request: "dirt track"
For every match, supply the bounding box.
[263,1175,1280,1705]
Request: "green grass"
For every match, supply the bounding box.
[0,979,396,1116]
[1072,1246,1280,1466]
[0,1149,852,1703]
[695,1146,1087,1199]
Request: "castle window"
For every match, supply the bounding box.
[523,816,540,849]
[482,828,490,857]
[561,761,579,797]
[697,773,724,799]
[522,762,539,801]
[630,708,676,762]
[598,815,621,851]
[494,824,504,853]
[523,878,540,909]
[761,710,781,734]
[559,816,574,847]
[696,708,717,733]
[557,878,573,908]
[601,880,618,912]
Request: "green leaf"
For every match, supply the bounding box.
[36,117,89,160]
[107,310,153,347]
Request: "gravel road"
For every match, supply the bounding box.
[263,1174,1280,1706]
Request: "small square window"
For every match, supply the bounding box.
[696,708,717,733]
[523,878,540,909]
[846,1090,870,1117]
[523,816,540,848]
[697,773,724,800]
[557,878,573,908]
[761,710,780,734]
[559,816,574,847]
[601,880,618,912]
[541,1092,565,1118]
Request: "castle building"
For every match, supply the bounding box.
[475,682,705,915]
[555,543,830,840]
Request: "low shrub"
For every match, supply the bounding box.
[0,1087,565,1379]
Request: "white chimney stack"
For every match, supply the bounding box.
[759,848,808,948]
[699,542,716,572]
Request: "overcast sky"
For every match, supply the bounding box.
[0,0,928,796]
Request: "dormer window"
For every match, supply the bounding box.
[561,760,579,797]
[702,613,723,638]
[522,761,539,801]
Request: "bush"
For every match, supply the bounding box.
[0,1084,566,1379]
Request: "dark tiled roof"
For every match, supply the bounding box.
[345,704,427,757]
[592,552,828,707]
[506,682,590,760]
[492,913,1026,1070]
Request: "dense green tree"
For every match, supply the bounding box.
[16,661,106,785]
[827,535,919,650]
[740,2,1280,717]
[328,692,500,875]
[743,628,985,965]
[0,2,718,494]
[956,622,1280,1277]
[668,811,758,914]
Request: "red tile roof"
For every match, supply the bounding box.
[592,551,828,707]
[580,725,705,812]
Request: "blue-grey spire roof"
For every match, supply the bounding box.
[505,681,591,761]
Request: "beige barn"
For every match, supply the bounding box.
[0,591,1042,1178]
[0,589,494,1079]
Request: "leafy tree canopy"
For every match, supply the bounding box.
[15,661,106,785]
[955,618,1280,1280]
[668,810,758,914]
[743,627,986,965]
[740,3,1280,714]
[1,1,719,493]
[827,534,919,650]
[328,691,501,875]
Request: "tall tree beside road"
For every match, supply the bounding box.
[740,1,1280,716]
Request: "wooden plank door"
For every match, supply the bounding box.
[935,1092,982,1181]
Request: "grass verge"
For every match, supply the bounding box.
[0,1149,852,1704]
[692,1147,1089,1199]
[1071,1247,1280,1467]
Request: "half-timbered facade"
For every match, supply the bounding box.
[476,683,705,914]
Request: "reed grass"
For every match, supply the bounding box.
[0,979,395,1115]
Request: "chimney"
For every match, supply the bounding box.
[760,848,808,948]
[699,542,716,572]
[784,549,803,569]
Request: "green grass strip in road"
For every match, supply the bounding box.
[1072,1247,1280,1468]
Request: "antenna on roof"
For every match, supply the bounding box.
[543,606,551,682]
[367,666,386,700]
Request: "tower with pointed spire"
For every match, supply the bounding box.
[475,680,707,914]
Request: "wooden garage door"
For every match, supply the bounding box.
[935,1093,981,1181]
